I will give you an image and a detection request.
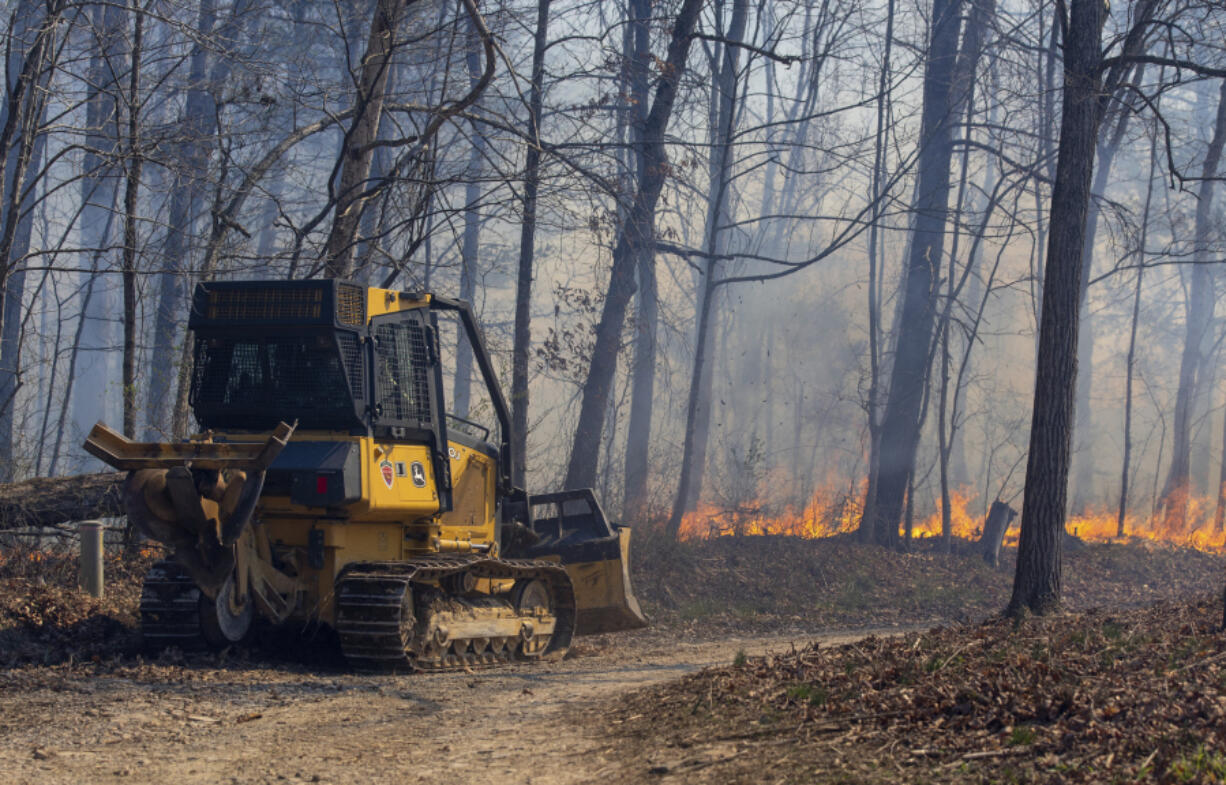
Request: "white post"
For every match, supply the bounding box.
[79,521,104,598]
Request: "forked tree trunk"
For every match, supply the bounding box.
[1069,64,1144,511]
[322,0,409,279]
[146,0,252,438]
[71,1,124,464]
[858,0,896,542]
[674,0,749,525]
[0,0,58,481]
[563,0,705,491]
[665,0,749,538]
[936,0,994,550]
[865,0,965,547]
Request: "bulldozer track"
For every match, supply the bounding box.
[139,560,208,652]
[334,555,576,672]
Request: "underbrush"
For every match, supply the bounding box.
[608,596,1226,783]
[629,527,1225,631]
[2,526,1223,668]
[0,539,162,666]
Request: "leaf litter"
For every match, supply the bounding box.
[605,595,1226,783]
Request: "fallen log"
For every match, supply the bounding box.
[0,472,125,531]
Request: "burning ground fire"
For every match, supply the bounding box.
[678,485,1226,553]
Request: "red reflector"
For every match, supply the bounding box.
[316,475,328,495]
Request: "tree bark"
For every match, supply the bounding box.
[322,0,410,279]
[452,14,486,419]
[121,3,145,439]
[864,0,965,547]
[1119,131,1159,537]
[621,0,655,520]
[563,0,705,491]
[510,0,552,490]
[1158,79,1226,529]
[1008,0,1105,617]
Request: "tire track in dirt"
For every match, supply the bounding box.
[0,626,905,785]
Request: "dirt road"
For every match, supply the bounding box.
[0,626,887,785]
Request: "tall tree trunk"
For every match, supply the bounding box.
[675,0,750,523]
[935,0,993,549]
[1007,0,1105,617]
[322,0,409,279]
[665,0,749,537]
[452,13,486,419]
[563,0,705,491]
[865,0,966,547]
[1215,378,1226,532]
[621,0,655,520]
[1119,133,1158,538]
[0,134,44,482]
[0,0,58,480]
[1158,79,1226,529]
[146,0,251,438]
[72,1,126,463]
[1069,65,1144,511]
[510,0,551,490]
[120,3,145,439]
[858,0,897,541]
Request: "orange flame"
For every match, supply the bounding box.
[679,483,1226,553]
[678,480,863,540]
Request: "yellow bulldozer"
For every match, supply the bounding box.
[83,279,646,670]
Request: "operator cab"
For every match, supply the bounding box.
[187,279,515,517]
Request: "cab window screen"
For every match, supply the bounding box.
[191,333,360,430]
[373,319,433,427]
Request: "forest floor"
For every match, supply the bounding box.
[0,534,1222,783]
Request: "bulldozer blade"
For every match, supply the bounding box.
[524,489,648,635]
[566,526,648,635]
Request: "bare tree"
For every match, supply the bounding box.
[323,0,414,279]
[563,0,706,492]
[1008,0,1108,616]
[1157,78,1226,529]
[0,0,64,480]
[862,0,970,547]
[511,0,552,489]
[666,0,751,537]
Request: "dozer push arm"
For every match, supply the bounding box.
[82,420,297,596]
[83,421,296,472]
